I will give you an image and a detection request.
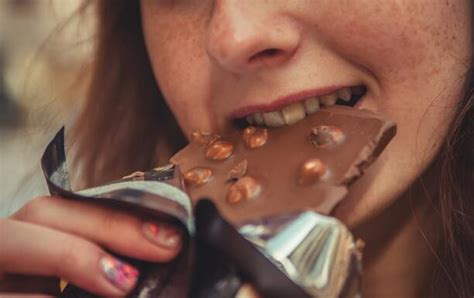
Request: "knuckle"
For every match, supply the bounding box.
[12,196,51,222]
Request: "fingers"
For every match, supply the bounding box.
[0,219,138,296]
[12,196,182,262]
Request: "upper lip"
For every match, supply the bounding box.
[229,85,350,119]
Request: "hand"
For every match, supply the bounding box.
[0,196,183,296]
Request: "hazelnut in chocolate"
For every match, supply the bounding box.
[297,158,328,186]
[205,140,234,161]
[242,127,268,149]
[226,176,262,204]
[184,167,213,186]
[170,105,396,225]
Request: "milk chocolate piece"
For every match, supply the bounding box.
[171,105,396,225]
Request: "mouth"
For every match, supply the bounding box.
[233,85,367,128]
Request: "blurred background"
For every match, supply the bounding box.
[0,0,94,215]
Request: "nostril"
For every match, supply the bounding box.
[248,48,283,63]
[260,48,280,57]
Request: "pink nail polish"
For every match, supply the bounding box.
[143,222,181,248]
[100,256,139,292]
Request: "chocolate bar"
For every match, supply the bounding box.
[170,105,395,297]
[170,105,396,225]
[37,105,396,298]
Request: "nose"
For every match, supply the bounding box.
[206,1,301,74]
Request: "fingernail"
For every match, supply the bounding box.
[100,256,139,292]
[142,222,181,248]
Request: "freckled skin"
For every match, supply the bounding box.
[141,0,471,225]
[140,0,471,296]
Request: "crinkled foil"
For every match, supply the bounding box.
[240,212,362,297]
[41,128,362,298]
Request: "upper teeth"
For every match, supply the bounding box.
[245,87,353,127]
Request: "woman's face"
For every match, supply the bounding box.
[140,0,472,227]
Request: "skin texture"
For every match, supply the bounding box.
[0,197,182,296]
[141,0,472,297]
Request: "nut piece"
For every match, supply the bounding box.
[227,176,262,204]
[298,158,328,186]
[311,126,345,148]
[191,131,220,146]
[243,126,268,149]
[184,167,213,186]
[229,160,248,180]
[205,140,234,161]
[122,171,145,180]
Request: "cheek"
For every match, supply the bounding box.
[317,0,468,86]
[329,0,471,224]
[327,0,469,158]
[141,3,216,134]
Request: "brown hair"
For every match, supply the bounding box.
[433,77,473,296]
[71,1,474,296]
[70,0,184,188]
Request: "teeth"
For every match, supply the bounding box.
[281,102,306,125]
[246,115,255,124]
[320,93,337,106]
[337,88,352,102]
[244,87,362,127]
[304,97,320,114]
[262,111,286,127]
[254,112,264,125]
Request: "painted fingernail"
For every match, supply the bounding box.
[142,222,182,248]
[100,256,139,292]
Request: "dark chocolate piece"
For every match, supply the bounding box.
[170,105,396,225]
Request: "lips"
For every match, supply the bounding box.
[233,85,367,128]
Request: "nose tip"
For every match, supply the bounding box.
[206,9,301,73]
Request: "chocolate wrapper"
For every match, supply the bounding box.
[239,212,362,297]
[42,128,196,298]
[39,128,362,297]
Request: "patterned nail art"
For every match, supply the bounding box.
[100,256,139,292]
[143,222,181,248]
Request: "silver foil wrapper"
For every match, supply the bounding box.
[240,211,362,297]
[41,128,363,298]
